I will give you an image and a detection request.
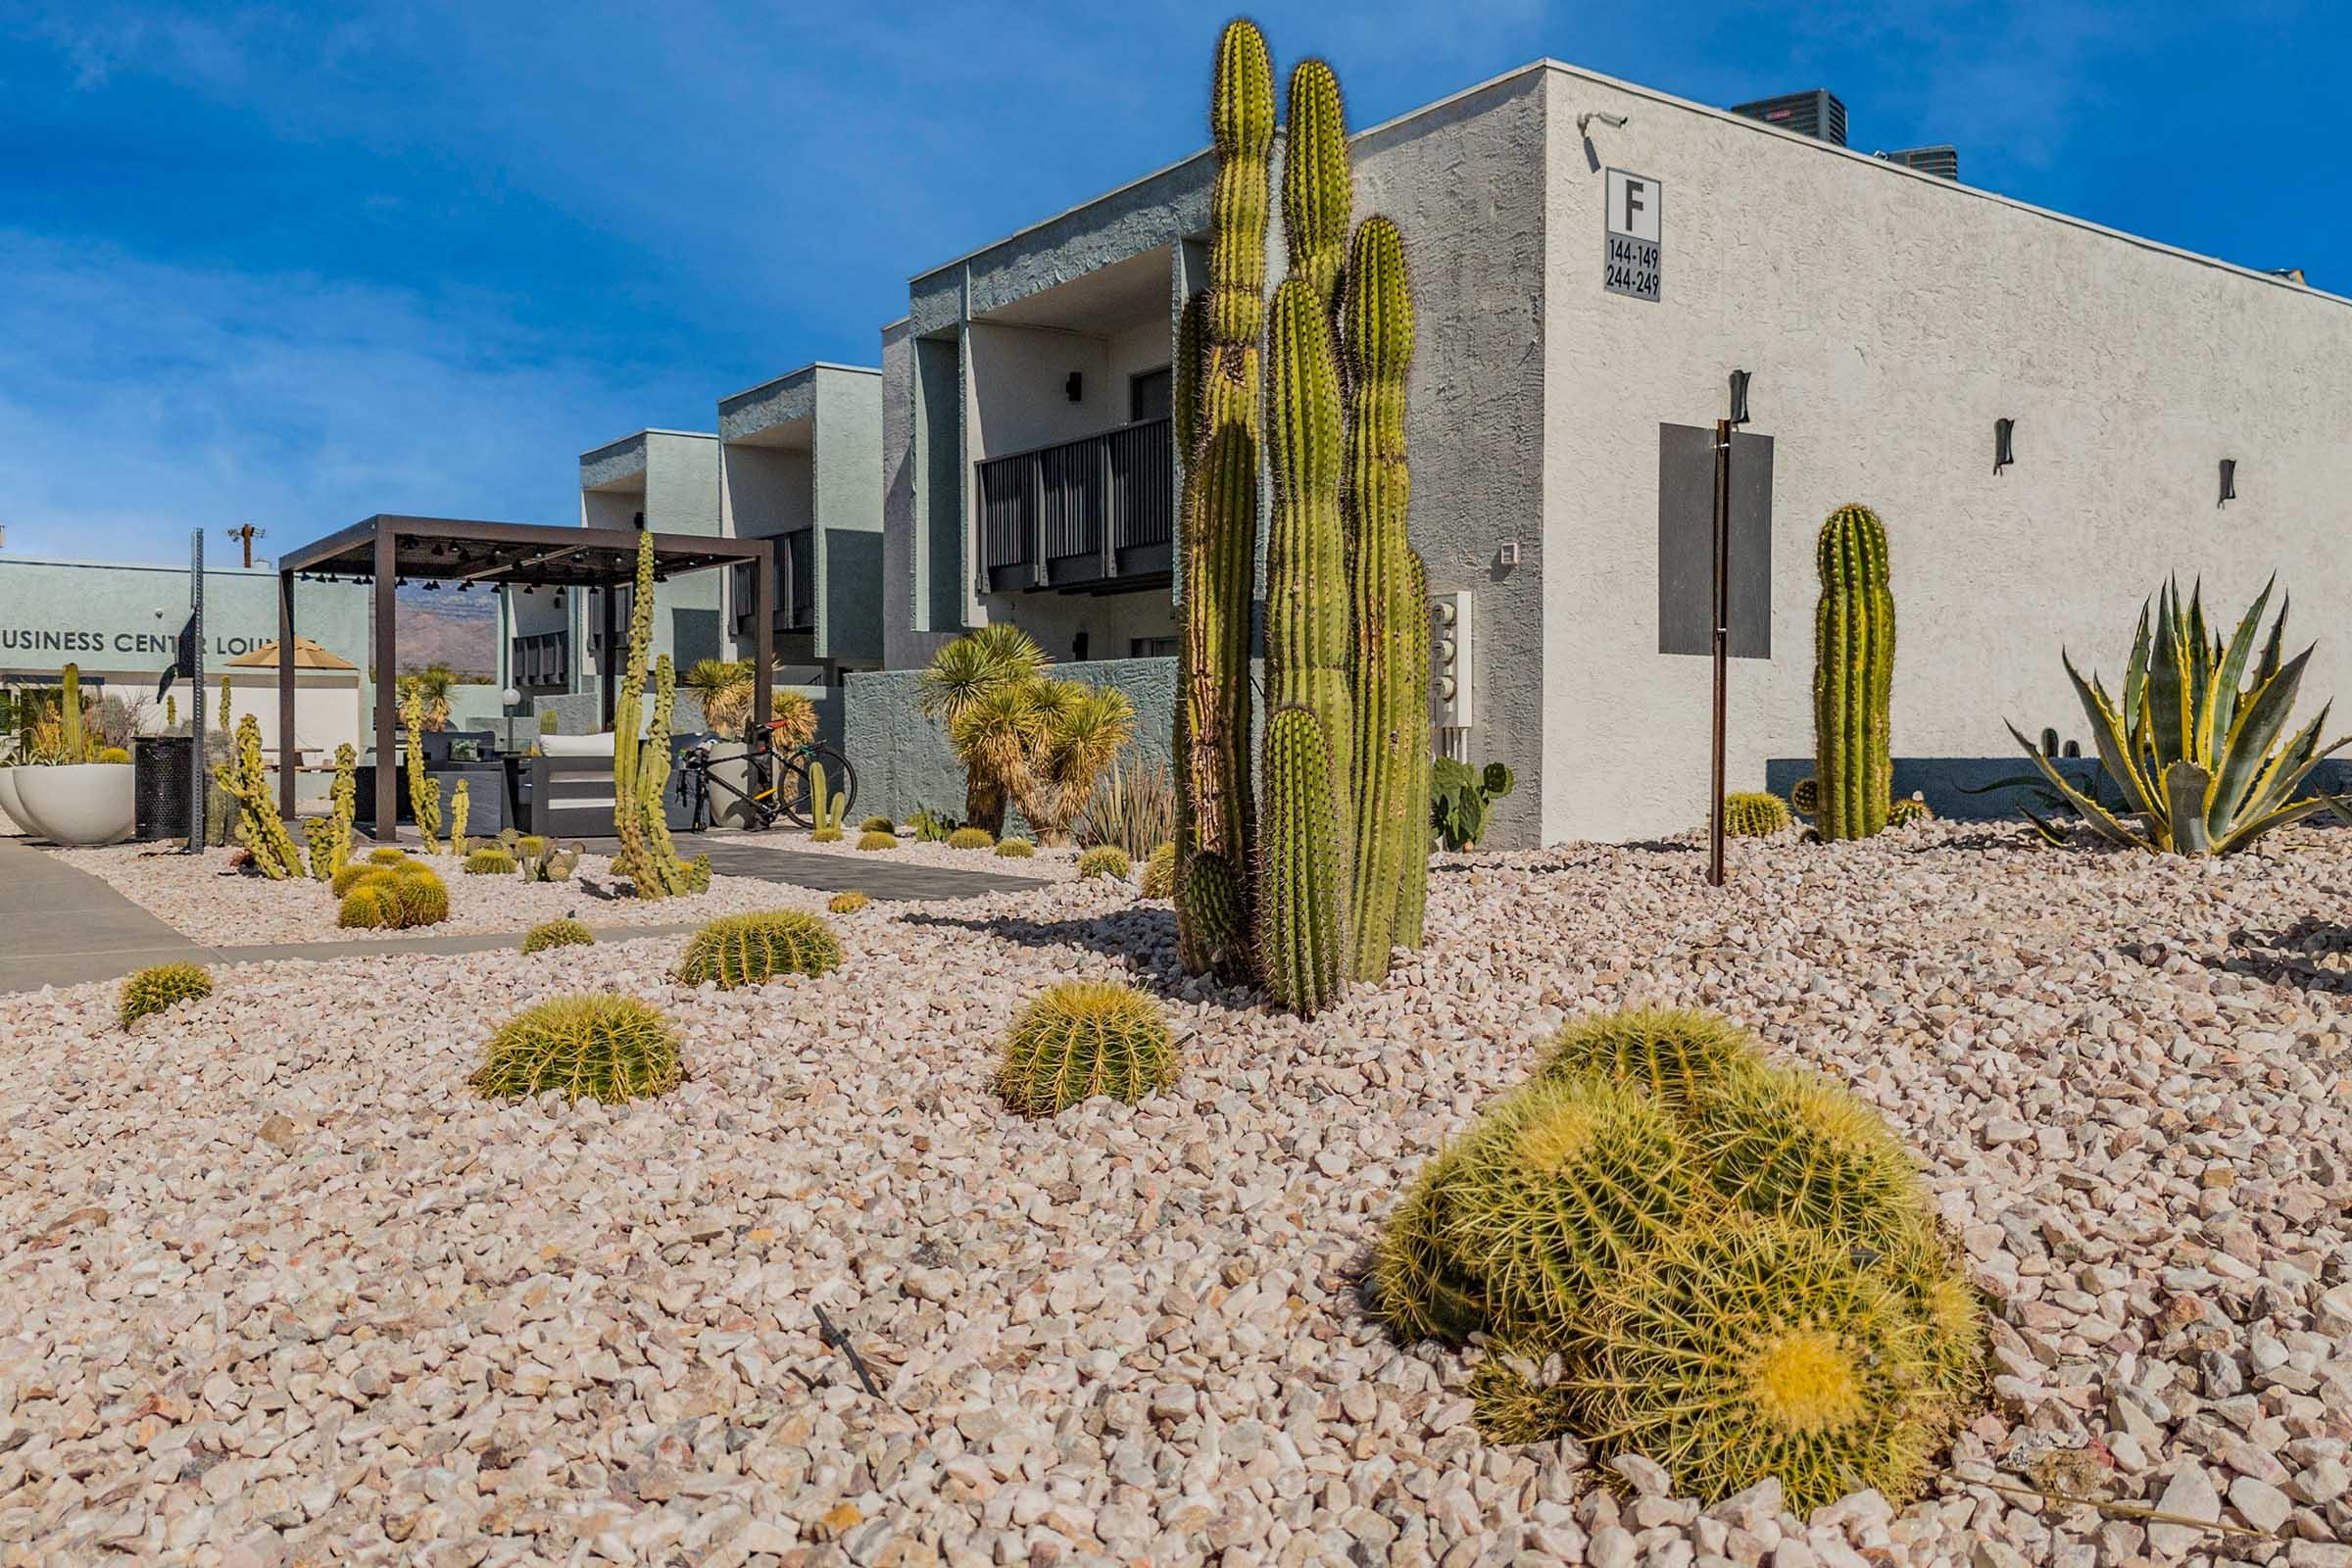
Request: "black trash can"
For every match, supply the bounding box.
[134,735,195,843]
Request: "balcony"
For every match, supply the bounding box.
[730,528,816,638]
[978,417,1173,594]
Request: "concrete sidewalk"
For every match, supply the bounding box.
[0,831,1049,995]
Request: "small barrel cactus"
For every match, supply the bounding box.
[1888,794,1935,827]
[96,745,131,764]
[1369,1149,1491,1346]
[994,838,1035,858]
[677,910,842,988]
[1438,1075,1701,1337]
[336,863,449,929]
[119,962,212,1028]
[1722,792,1792,839]
[828,891,871,914]
[1571,1216,1944,1511]
[465,848,517,876]
[811,825,845,844]
[1539,1006,1765,1116]
[1140,841,1177,900]
[1076,846,1132,882]
[518,834,549,858]
[859,815,896,834]
[996,980,1178,1116]
[521,918,597,955]
[856,830,900,851]
[1689,1066,1928,1251]
[367,847,408,865]
[337,881,405,930]
[1789,778,1821,817]
[330,859,381,899]
[1468,1345,1578,1447]
[947,826,994,851]
[470,994,681,1104]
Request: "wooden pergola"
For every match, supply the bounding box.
[275,514,774,836]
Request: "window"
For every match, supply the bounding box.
[1129,367,1172,424]
[510,631,570,690]
[1130,636,1178,659]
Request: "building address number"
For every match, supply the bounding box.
[1604,169,1662,302]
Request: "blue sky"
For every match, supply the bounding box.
[2,0,2339,565]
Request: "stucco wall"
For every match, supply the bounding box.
[844,656,1180,826]
[1540,64,2352,843]
[812,367,886,666]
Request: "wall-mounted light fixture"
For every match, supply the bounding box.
[1727,369,1752,425]
[2219,458,2237,506]
[1993,417,2016,473]
[1064,371,1084,404]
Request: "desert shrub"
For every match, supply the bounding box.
[859,815,896,834]
[1074,755,1174,858]
[1537,1006,1763,1115]
[119,962,212,1028]
[464,848,517,876]
[856,830,899,852]
[828,891,871,914]
[1076,846,1131,882]
[521,918,596,955]
[947,826,994,851]
[1372,1005,1980,1508]
[470,995,680,1104]
[678,911,840,988]
[1139,841,1176,899]
[994,838,1034,858]
[996,980,1176,1115]
[1722,792,1792,838]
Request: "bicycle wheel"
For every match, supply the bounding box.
[777,746,857,829]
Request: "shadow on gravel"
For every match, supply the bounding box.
[900,906,1189,989]
[2181,916,2352,995]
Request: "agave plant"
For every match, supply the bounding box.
[2010,577,2346,855]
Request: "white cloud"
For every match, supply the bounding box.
[0,231,688,564]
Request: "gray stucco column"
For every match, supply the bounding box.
[276,568,297,820]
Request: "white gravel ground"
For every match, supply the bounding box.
[50,845,833,944]
[727,828,1083,883]
[6,821,2352,1565]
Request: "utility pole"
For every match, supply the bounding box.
[226,523,266,568]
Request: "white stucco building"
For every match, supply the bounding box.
[864,59,2352,848]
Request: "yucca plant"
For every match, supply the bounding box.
[951,675,1137,847]
[920,625,1051,833]
[2011,577,2347,854]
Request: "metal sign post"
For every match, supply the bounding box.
[1706,370,1752,888]
[189,530,208,852]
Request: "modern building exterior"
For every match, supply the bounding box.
[718,363,886,685]
[501,429,725,712]
[864,57,2352,847]
[0,553,371,726]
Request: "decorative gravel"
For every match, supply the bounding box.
[49,844,831,944]
[6,820,2351,1565]
[728,827,1084,882]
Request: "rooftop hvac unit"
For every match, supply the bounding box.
[1731,89,1847,147]
[1878,145,1960,180]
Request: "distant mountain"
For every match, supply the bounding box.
[395,583,497,680]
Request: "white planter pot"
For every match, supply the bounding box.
[12,762,136,846]
[0,766,24,836]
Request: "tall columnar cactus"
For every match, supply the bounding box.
[1257,277,1354,1014]
[215,713,301,878]
[608,534,706,898]
[1281,59,1351,313]
[1813,504,1895,840]
[1174,18,1273,985]
[59,663,90,762]
[402,682,443,853]
[303,743,357,881]
[1344,216,1427,979]
[449,778,471,858]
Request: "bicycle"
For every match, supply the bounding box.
[681,720,858,832]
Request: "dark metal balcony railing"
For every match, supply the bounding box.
[731,528,816,638]
[977,416,1174,593]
